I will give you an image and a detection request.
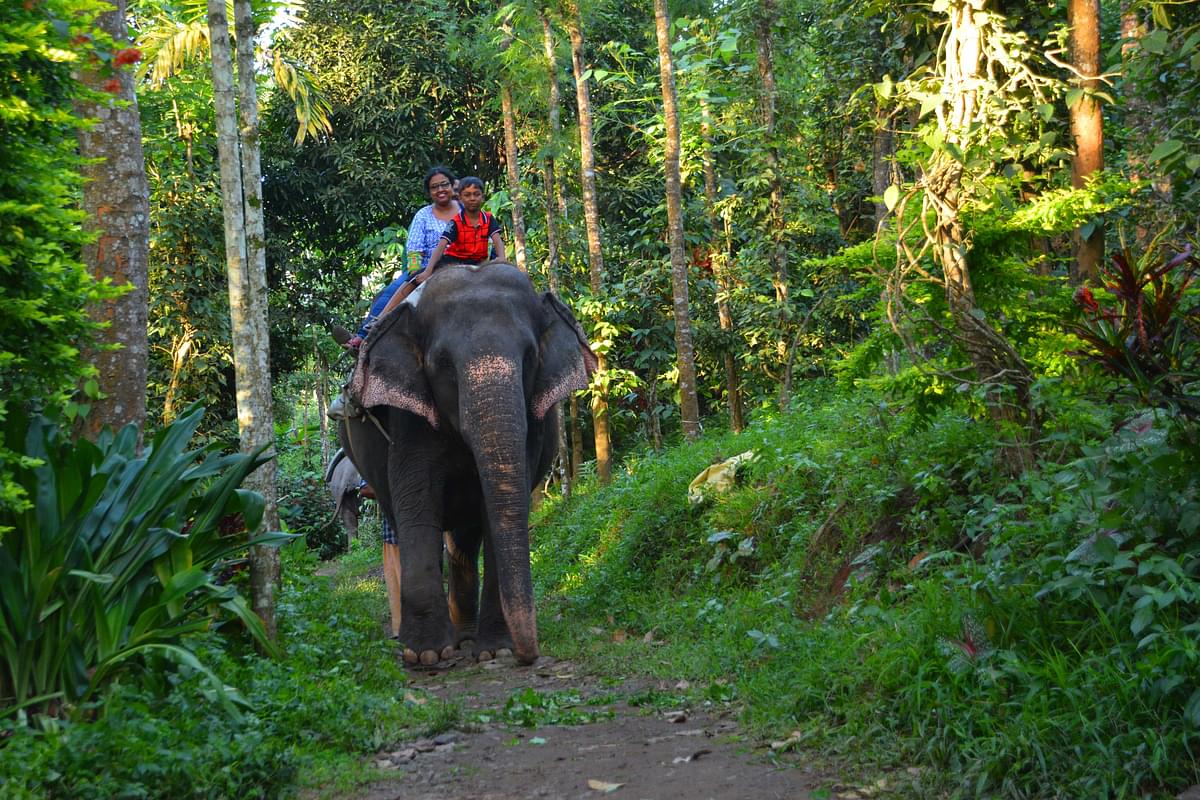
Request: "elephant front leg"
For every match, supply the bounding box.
[397,523,456,666]
[445,529,481,646]
[473,534,515,660]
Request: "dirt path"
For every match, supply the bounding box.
[343,650,836,800]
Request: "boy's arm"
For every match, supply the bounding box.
[377,238,448,318]
[490,231,506,262]
[423,237,449,276]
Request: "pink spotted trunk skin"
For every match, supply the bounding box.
[462,355,539,664]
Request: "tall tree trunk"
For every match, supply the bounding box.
[931,0,1036,474]
[162,327,195,424]
[316,344,330,471]
[872,102,901,376]
[500,85,528,272]
[541,9,571,499]
[871,104,896,233]
[566,0,612,483]
[209,0,279,638]
[654,0,701,442]
[499,20,528,272]
[1068,0,1104,283]
[569,395,582,479]
[755,0,787,306]
[234,0,281,633]
[701,99,745,432]
[74,0,150,440]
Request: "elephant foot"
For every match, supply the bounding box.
[471,627,515,663]
[403,645,457,667]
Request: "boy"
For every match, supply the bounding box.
[424,177,505,272]
[375,177,505,318]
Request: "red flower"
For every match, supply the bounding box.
[113,47,142,67]
[1074,285,1098,313]
[70,35,90,46]
[101,77,122,94]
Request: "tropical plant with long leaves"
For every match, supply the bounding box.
[0,404,294,721]
[1071,239,1200,416]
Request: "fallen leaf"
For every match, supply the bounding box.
[643,630,655,643]
[664,710,688,723]
[675,680,690,690]
[612,629,627,643]
[587,778,624,793]
[403,691,427,705]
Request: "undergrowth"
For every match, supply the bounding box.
[532,380,1200,798]
[0,546,436,798]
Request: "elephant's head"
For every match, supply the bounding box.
[348,262,594,663]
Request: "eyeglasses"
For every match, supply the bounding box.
[429,181,452,191]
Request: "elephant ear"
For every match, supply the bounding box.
[532,292,598,420]
[349,304,440,428]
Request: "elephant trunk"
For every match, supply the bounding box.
[461,355,538,664]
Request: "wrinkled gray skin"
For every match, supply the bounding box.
[325,454,363,541]
[339,262,594,666]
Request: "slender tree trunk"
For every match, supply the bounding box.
[654,0,701,441]
[541,9,571,499]
[234,0,281,625]
[872,104,896,233]
[701,99,745,432]
[499,21,528,272]
[931,0,1036,474]
[162,327,194,424]
[74,0,150,440]
[755,0,787,306]
[500,86,528,271]
[872,102,901,375]
[569,395,582,479]
[566,0,612,483]
[209,0,279,638]
[316,346,330,471]
[1068,0,1104,283]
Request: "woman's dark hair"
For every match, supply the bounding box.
[423,165,457,194]
[457,176,484,194]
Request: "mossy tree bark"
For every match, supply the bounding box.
[74,0,150,441]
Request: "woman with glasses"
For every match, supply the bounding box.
[341,166,462,349]
[406,166,463,272]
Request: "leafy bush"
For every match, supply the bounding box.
[0,405,292,720]
[0,546,444,798]
[0,0,126,511]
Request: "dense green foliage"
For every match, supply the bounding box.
[532,383,1200,796]
[0,546,444,798]
[0,405,291,719]
[0,0,122,510]
[4,0,1200,795]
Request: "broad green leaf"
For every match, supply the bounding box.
[1149,139,1184,163]
[1140,29,1169,54]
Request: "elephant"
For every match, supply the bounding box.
[325,450,364,541]
[338,261,595,666]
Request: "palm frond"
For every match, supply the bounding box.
[272,52,333,145]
